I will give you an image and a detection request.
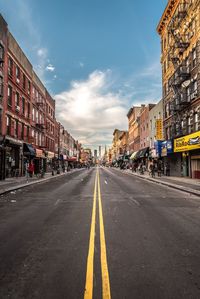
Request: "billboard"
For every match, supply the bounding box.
[161,140,173,157]
[174,131,200,152]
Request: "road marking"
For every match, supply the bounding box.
[104,180,108,185]
[97,169,111,299]
[84,171,98,299]
[54,198,62,206]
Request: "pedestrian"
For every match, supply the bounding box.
[157,161,162,177]
[165,162,170,176]
[149,163,155,178]
[28,161,34,178]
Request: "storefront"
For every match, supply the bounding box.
[174,131,200,178]
[149,141,163,171]
[4,137,23,178]
[23,143,36,176]
[34,148,46,174]
[46,151,55,172]
[161,140,177,176]
[67,156,77,169]
[0,144,6,180]
[135,147,149,167]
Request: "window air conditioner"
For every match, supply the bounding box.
[16,105,20,112]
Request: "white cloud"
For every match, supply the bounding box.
[54,70,128,147]
[37,48,47,58]
[46,64,55,72]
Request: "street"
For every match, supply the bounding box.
[1,167,200,299]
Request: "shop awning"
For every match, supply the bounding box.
[130,151,138,160]
[136,147,149,159]
[68,157,77,162]
[23,143,35,156]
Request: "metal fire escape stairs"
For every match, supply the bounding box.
[167,0,193,137]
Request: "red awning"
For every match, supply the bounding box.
[67,157,77,162]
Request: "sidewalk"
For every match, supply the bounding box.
[0,169,83,196]
[119,168,200,197]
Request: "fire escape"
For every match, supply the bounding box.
[167,0,192,138]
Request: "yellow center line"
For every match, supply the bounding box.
[97,168,111,299]
[84,170,98,299]
[84,168,111,299]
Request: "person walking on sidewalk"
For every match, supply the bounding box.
[165,162,170,176]
[28,161,34,178]
[149,163,155,178]
[157,161,162,177]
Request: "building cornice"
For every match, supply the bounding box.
[157,0,179,35]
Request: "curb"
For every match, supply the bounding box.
[113,168,200,197]
[0,168,85,196]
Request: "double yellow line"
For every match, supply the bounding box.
[84,168,111,299]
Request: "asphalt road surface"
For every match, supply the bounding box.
[1,167,200,299]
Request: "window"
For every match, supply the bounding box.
[22,97,25,114]
[187,117,191,134]
[0,45,4,65]
[32,107,35,121]
[8,58,13,77]
[192,49,197,68]
[6,116,11,135]
[165,103,170,118]
[7,85,12,107]
[15,120,18,137]
[15,92,20,107]
[36,110,39,123]
[16,66,20,83]
[194,113,198,131]
[23,73,26,90]
[21,123,24,140]
[28,80,31,95]
[0,76,3,97]
[27,126,29,139]
[28,102,30,118]
[186,86,190,97]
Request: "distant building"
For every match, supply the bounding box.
[94,149,97,158]
[99,145,101,158]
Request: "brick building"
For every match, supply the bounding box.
[157,0,200,177]
[127,106,142,154]
[0,14,80,179]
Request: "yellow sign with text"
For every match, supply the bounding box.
[156,119,163,140]
[174,131,200,152]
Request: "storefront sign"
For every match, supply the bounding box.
[174,131,200,152]
[156,119,163,141]
[35,149,43,158]
[161,140,173,157]
[47,151,54,159]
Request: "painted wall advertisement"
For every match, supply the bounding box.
[174,131,200,152]
[156,119,163,141]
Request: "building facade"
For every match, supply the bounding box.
[127,106,142,153]
[157,0,200,177]
[0,14,80,179]
[149,99,164,158]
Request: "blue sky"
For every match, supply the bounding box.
[0,0,167,148]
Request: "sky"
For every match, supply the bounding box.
[0,0,167,150]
